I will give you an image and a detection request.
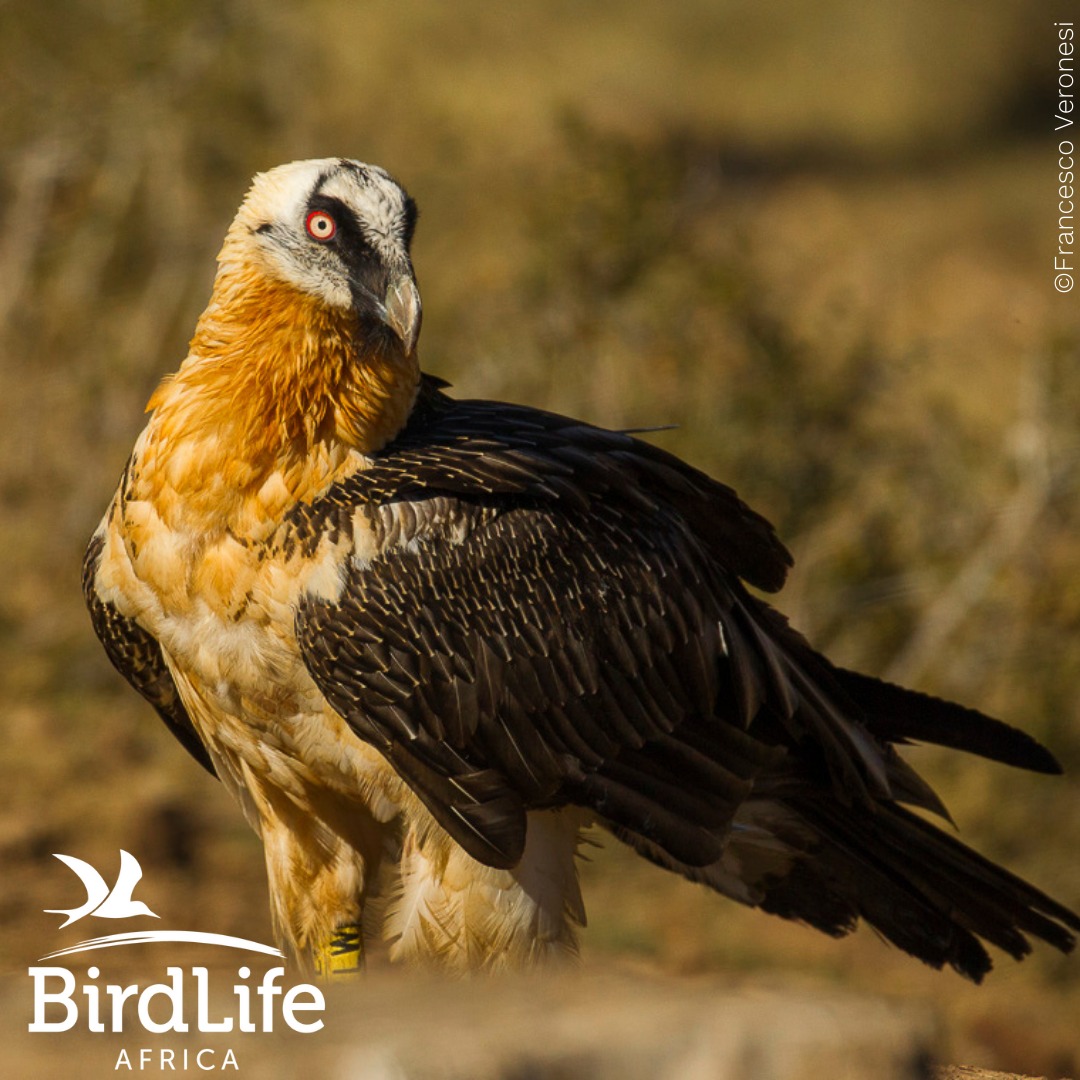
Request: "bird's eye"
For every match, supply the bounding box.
[305,210,337,242]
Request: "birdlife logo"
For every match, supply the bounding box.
[29,851,326,1072]
[47,850,159,927]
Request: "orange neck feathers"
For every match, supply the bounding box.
[142,266,419,530]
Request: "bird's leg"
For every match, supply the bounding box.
[313,923,363,978]
[252,781,381,979]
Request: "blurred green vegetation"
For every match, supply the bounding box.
[1,0,1078,1073]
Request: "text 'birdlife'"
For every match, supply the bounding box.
[28,852,327,1070]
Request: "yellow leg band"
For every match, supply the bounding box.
[314,923,363,978]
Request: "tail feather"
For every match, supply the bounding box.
[758,841,995,979]
[760,797,1079,982]
[880,804,1079,950]
[832,667,1062,774]
[609,779,1079,982]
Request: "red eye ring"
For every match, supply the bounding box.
[305,209,337,242]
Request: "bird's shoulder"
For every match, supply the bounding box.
[289,374,793,594]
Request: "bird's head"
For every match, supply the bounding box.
[153,159,427,478]
[224,157,422,356]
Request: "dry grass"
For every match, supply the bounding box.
[1,1,1078,1075]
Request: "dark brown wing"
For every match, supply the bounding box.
[294,386,886,868]
[83,533,216,776]
[299,495,781,868]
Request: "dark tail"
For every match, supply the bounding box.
[607,590,1078,980]
[615,787,1079,982]
[755,795,1079,982]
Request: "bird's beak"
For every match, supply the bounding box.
[383,273,422,356]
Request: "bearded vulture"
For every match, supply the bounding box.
[83,158,1079,979]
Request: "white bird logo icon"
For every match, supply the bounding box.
[45,850,160,927]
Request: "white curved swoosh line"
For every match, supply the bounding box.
[39,931,284,961]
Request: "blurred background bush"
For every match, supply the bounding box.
[1,0,1077,1073]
